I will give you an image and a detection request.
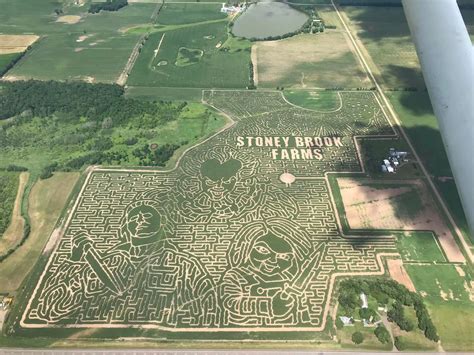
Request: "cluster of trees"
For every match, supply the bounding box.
[352,331,364,344]
[0,80,191,173]
[133,143,182,166]
[89,0,128,14]
[0,173,19,235]
[337,278,439,342]
[0,80,160,122]
[374,324,391,344]
[248,61,256,90]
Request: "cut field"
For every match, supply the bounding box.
[127,22,250,88]
[253,32,369,89]
[0,35,39,54]
[336,178,464,263]
[0,172,79,294]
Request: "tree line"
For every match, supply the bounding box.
[0,80,158,122]
[89,0,128,14]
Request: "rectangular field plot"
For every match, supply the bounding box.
[156,3,226,25]
[405,265,472,303]
[253,32,369,89]
[7,33,138,83]
[127,22,250,88]
[396,232,446,262]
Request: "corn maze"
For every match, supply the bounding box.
[21,90,399,332]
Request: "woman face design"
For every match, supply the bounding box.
[249,233,295,276]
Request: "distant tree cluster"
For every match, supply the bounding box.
[89,0,128,14]
[0,80,157,122]
[248,61,256,90]
[337,278,439,342]
[0,173,19,235]
[133,143,182,166]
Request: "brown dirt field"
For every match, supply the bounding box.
[0,172,79,294]
[337,178,465,263]
[0,35,39,54]
[254,32,369,89]
[56,15,81,24]
[0,172,29,254]
[387,258,416,292]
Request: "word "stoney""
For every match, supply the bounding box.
[236,136,344,148]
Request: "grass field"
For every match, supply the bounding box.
[0,172,79,294]
[127,22,250,88]
[253,32,369,89]
[283,90,340,111]
[0,102,227,174]
[405,264,474,351]
[387,91,471,243]
[405,264,471,303]
[396,232,446,262]
[156,3,226,26]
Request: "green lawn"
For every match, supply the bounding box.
[156,3,226,26]
[283,90,340,111]
[387,91,471,243]
[396,232,446,262]
[128,22,250,88]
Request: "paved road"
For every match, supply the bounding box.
[1,350,470,355]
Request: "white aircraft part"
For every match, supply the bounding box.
[402,0,474,235]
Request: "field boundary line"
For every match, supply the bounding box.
[331,0,472,263]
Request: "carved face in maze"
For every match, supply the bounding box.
[199,158,242,201]
[124,201,164,247]
[250,233,295,277]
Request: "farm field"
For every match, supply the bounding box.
[156,3,226,26]
[3,3,158,83]
[396,232,446,263]
[127,22,250,88]
[342,7,474,89]
[387,91,471,244]
[253,32,369,89]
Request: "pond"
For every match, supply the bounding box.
[232,1,308,40]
